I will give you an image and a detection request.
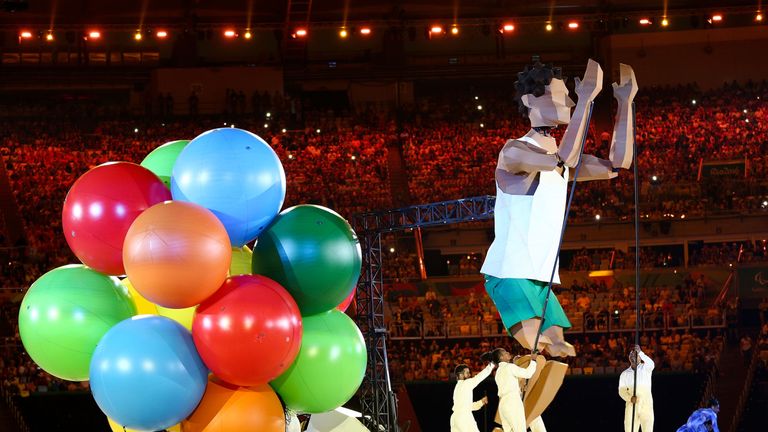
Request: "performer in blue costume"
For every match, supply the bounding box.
[675,398,720,432]
[480,59,638,357]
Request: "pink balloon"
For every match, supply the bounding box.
[337,288,356,312]
[62,162,170,275]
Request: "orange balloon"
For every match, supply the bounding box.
[123,201,232,308]
[183,378,285,432]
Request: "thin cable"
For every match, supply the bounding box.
[522,100,594,399]
[630,101,640,432]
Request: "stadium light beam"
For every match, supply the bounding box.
[156,30,168,38]
[88,30,101,40]
[295,28,308,37]
[224,29,237,38]
[568,21,579,29]
[20,30,33,39]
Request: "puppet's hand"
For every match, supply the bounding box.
[574,59,603,101]
[612,63,638,103]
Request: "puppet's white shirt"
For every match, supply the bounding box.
[481,136,567,283]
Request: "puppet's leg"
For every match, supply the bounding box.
[485,276,553,351]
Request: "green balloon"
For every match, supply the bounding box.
[229,245,253,276]
[252,205,362,315]
[140,140,190,188]
[270,309,366,413]
[18,265,137,381]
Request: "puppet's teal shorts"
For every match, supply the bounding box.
[484,275,571,333]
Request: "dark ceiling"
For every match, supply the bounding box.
[0,0,760,26]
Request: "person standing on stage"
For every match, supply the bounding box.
[450,362,494,432]
[483,348,537,432]
[619,345,655,432]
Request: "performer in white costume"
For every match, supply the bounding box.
[483,348,536,432]
[619,345,655,432]
[480,59,637,357]
[450,363,494,432]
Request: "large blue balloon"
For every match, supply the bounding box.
[89,316,208,431]
[171,128,286,246]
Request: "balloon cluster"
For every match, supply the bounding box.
[18,129,367,432]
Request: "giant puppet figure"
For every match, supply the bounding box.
[480,58,637,357]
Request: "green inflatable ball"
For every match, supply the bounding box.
[270,309,367,413]
[252,205,361,315]
[18,264,137,381]
[140,140,190,188]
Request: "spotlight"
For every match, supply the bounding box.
[501,23,515,33]
[88,30,101,40]
[134,31,142,41]
[224,29,237,38]
[710,14,723,23]
[477,105,483,110]
[156,30,168,39]
[430,25,443,35]
[568,21,579,29]
[295,28,308,37]
[595,214,601,221]
[45,32,54,41]
[244,30,252,39]
[360,27,372,35]
[661,18,669,27]
[545,22,553,31]
[451,25,459,35]
[339,28,348,38]
[19,30,32,39]
[692,99,697,105]
[757,13,764,22]
[639,18,651,25]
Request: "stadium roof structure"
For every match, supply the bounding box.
[0,0,761,28]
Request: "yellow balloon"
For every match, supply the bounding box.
[122,278,196,330]
[122,278,159,315]
[157,305,197,331]
[107,416,181,432]
[229,245,253,276]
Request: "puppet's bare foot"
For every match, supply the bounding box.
[511,319,552,353]
[542,326,576,357]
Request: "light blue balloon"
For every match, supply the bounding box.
[89,315,208,431]
[170,128,286,246]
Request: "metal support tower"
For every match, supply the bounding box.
[351,195,495,431]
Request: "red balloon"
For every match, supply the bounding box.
[62,162,170,275]
[337,288,356,312]
[192,275,302,387]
